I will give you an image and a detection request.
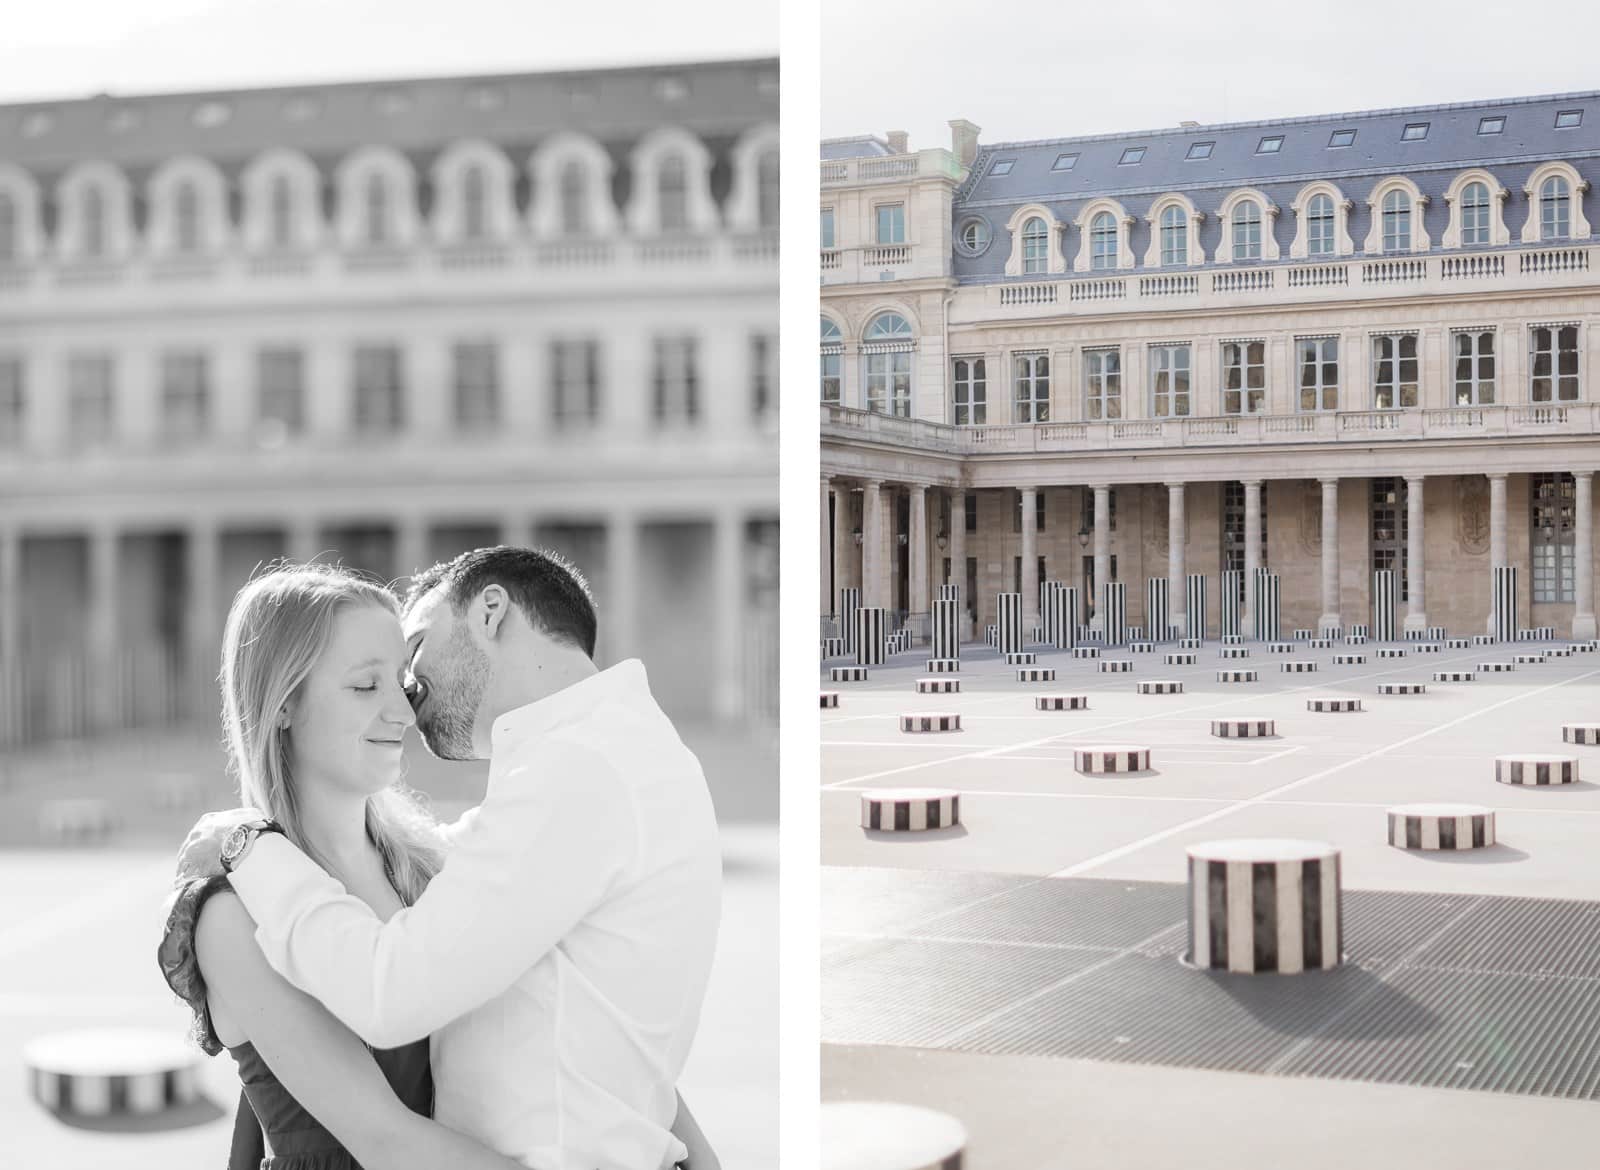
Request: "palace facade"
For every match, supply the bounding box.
[0,60,778,745]
[821,94,1600,644]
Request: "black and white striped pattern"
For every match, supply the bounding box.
[1447,638,1470,648]
[1333,653,1366,665]
[1309,638,1335,649]
[831,666,868,682]
[1101,582,1128,647]
[855,607,887,666]
[925,658,960,673]
[1127,626,1145,641]
[1137,680,1184,694]
[937,583,959,601]
[24,1031,202,1118]
[996,592,1023,655]
[1016,667,1056,682]
[1146,577,1170,646]
[886,630,911,655]
[839,587,861,654]
[820,691,839,708]
[1281,661,1319,673]
[1179,637,1203,649]
[1252,569,1281,642]
[1212,718,1275,738]
[1350,624,1370,638]
[1387,804,1496,851]
[1514,654,1546,665]
[916,678,959,694]
[1099,659,1134,673]
[1563,724,1600,745]
[1186,573,1208,640]
[1005,652,1036,666]
[900,713,961,733]
[1268,642,1295,654]
[1517,626,1555,642]
[931,598,961,662]
[860,789,961,831]
[1473,634,1496,646]
[1345,634,1369,645]
[1495,754,1578,786]
[1031,625,1045,644]
[1036,694,1089,710]
[821,637,845,659]
[1186,840,1343,975]
[1221,633,1243,645]
[1377,682,1426,694]
[1217,669,1258,682]
[1405,627,1448,642]
[1544,646,1575,658]
[1166,652,1197,665]
[1128,641,1156,654]
[1074,745,1152,773]
[1219,646,1250,659]
[1578,640,1600,652]
[1293,629,1313,640]
[1076,626,1102,643]
[1042,581,1078,649]
[29,1064,201,1118]
[1072,646,1100,660]
[1434,671,1476,682]
[1493,566,1520,643]
[1308,697,1362,712]
[1477,661,1515,672]
[1376,647,1406,659]
[1371,569,1396,643]
[1415,643,1442,654]
[984,624,998,647]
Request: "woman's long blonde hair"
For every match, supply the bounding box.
[219,562,443,904]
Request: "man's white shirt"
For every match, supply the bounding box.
[228,660,723,1169]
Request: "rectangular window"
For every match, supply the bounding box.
[652,335,700,424]
[1051,153,1079,172]
[751,333,776,421]
[1477,116,1505,135]
[1185,141,1214,160]
[1530,325,1580,403]
[1451,330,1495,405]
[1371,477,1410,602]
[161,350,208,441]
[1555,110,1583,129]
[952,357,986,425]
[875,203,905,244]
[1118,147,1146,165]
[1084,348,1121,420]
[67,353,114,445]
[452,340,500,431]
[1256,136,1283,154]
[353,345,405,433]
[964,493,977,534]
[1232,208,1261,260]
[1221,341,1266,414]
[1014,352,1049,423]
[1402,122,1430,141]
[989,160,1014,176]
[0,356,22,447]
[820,208,834,249]
[1297,337,1339,412]
[1328,129,1357,148]
[864,351,911,417]
[1531,472,1576,602]
[820,349,841,404]
[1149,344,1191,417]
[257,347,304,434]
[1308,202,1335,255]
[1371,333,1419,409]
[551,339,600,427]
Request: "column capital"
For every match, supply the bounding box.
[1240,478,1263,489]
[1576,469,1596,482]
[1319,475,1340,488]
[1487,471,1508,483]
[1164,480,1187,491]
[1405,473,1426,486]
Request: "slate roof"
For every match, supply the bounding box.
[822,136,893,160]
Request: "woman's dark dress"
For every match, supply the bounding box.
[160,874,433,1170]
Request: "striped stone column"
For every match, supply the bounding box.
[1492,566,1519,643]
[855,607,887,666]
[1220,570,1242,638]
[1101,581,1127,647]
[1187,839,1342,975]
[931,598,960,661]
[1146,577,1170,645]
[1404,475,1427,633]
[839,587,861,655]
[1185,573,1207,639]
[1372,569,1396,642]
[1319,477,1341,633]
[996,592,1023,654]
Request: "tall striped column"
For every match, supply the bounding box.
[1185,573,1207,640]
[1187,839,1343,975]
[1220,570,1242,639]
[1372,569,1396,642]
[1101,581,1127,647]
[854,607,887,666]
[1251,569,1280,641]
[1051,584,1079,649]
[1492,566,1519,643]
[996,592,1023,654]
[1146,578,1170,644]
[931,598,960,661]
[839,587,861,655]
[937,583,959,601]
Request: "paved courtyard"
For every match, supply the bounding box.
[822,636,1600,1167]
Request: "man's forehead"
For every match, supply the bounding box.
[402,585,452,639]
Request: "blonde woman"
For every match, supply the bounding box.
[158,564,711,1168]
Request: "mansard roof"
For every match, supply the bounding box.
[822,135,894,160]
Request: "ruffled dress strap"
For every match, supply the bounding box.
[156,872,236,1056]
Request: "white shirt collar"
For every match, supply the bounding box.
[489,658,648,753]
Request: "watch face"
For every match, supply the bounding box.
[221,825,249,865]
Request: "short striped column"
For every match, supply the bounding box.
[1473,633,1496,646]
[821,637,845,659]
[1099,659,1134,673]
[1514,653,1545,665]
[1495,754,1578,786]
[1307,696,1361,711]
[1406,626,1448,642]
[821,691,839,708]
[1447,638,1470,648]
[1043,581,1077,649]
[1186,573,1208,639]
[1387,804,1496,851]
[831,666,868,682]
[1217,669,1258,682]
[996,592,1023,654]
[1376,647,1406,658]
[1293,628,1313,641]
[1101,581,1128,646]
[1371,569,1396,642]
[1036,694,1088,710]
[1268,641,1295,653]
[839,587,861,655]
[1074,744,1151,773]
[899,713,961,733]
[1252,570,1281,642]
[25,1029,202,1118]
[1414,643,1442,654]
[1309,638,1335,649]
[856,607,887,666]
[1492,565,1519,642]
[1222,633,1244,645]
[1563,723,1600,744]
[931,598,960,663]
[860,789,962,831]
[1334,653,1366,665]
[1377,682,1426,695]
[1146,577,1170,645]
[1212,717,1275,738]
[1073,646,1100,660]
[1137,680,1183,694]
[1005,651,1036,666]
[1185,839,1342,974]
[1281,661,1318,673]
[1220,646,1250,659]
[1016,666,1056,682]
[925,658,959,673]
[1544,646,1575,658]
[1128,641,1156,654]
[1165,652,1197,665]
[1433,670,1475,682]
[1477,661,1515,673]
[1179,637,1203,649]
[984,624,997,647]
[916,678,959,694]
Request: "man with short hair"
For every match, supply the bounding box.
[182,546,722,1170]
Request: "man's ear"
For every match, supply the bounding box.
[479,584,510,641]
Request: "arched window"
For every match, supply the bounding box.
[658,154,688,233]
[1160,205,1187,266]
[462,165,488,241]
[863,312,913,417]
[1090,211,1116,270]
[1021,216,1047,273]
[364,173,390,246]
[174,181,201,253]
[1232,200,1262,260]
[757,149,779,230]
[1307,193,1335,256]
[82,185,106,258]
[559,161,587,236]
[1461,182,1490,246]
[820,316,842,403]
[1541,176,1571,240]
[1382,189,1411,252]
[0,193,15,262]
[269,175,295,249]
[865,313,912,340]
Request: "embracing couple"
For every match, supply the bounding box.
[158,546,722,1170]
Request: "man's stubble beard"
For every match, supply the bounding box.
[417,623,491,761]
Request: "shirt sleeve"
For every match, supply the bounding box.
[226,740,635,1049]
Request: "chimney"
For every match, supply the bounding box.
[948,119,981,169]
[1179,120,1200,129]
[886,129,909,155]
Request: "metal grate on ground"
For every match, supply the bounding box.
[823,865,1600,1100]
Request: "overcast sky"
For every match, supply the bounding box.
[824,0,1600,152]
[0,0,777,102]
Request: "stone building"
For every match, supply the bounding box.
[821,93,1600,645]
[0,59,779,745]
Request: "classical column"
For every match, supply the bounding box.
[832,482,854,603]
[820,477,834,621]
[605,512,639,670]
[1092,484,1110,629]
[1487,472,1507,634]
[861,479,885,611]
[908,484,929,637]
[87,523,119,730]
[0,523,18,746]
[1020,486,1038,634]
[1404,476,1426,632]
[1167,482,1186,633]
[711,508,744,721]
[1319,478,1341,632]
[1575,471,1595,640]
[186,520,221,720]
[1242,479,1262,634]
[948,489,968,631]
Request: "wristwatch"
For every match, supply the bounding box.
[220,819,286,874]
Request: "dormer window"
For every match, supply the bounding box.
[1478,116,1505,135]
[989,160,1014,176]
[1021,216,1047,273]
[1091,211,1117,268]
[1051,153,1079,171]
[658,155,688,233]
[1541,176,1572,240]
[1117,147,1146,165]
[757,149,780,230]
[1185,142,1214,160]
[1328,129,1356,148]
[1382,189,1412,251]
[1556,109,1583,129]
[1402,122,1429,141]
[269,176,295,249]
[1256,136,1283,154]
[174,182,201,253]
[82,186,107,258]
[364,174,391,246]
[559,163,587,236]
[461,166,489,240]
